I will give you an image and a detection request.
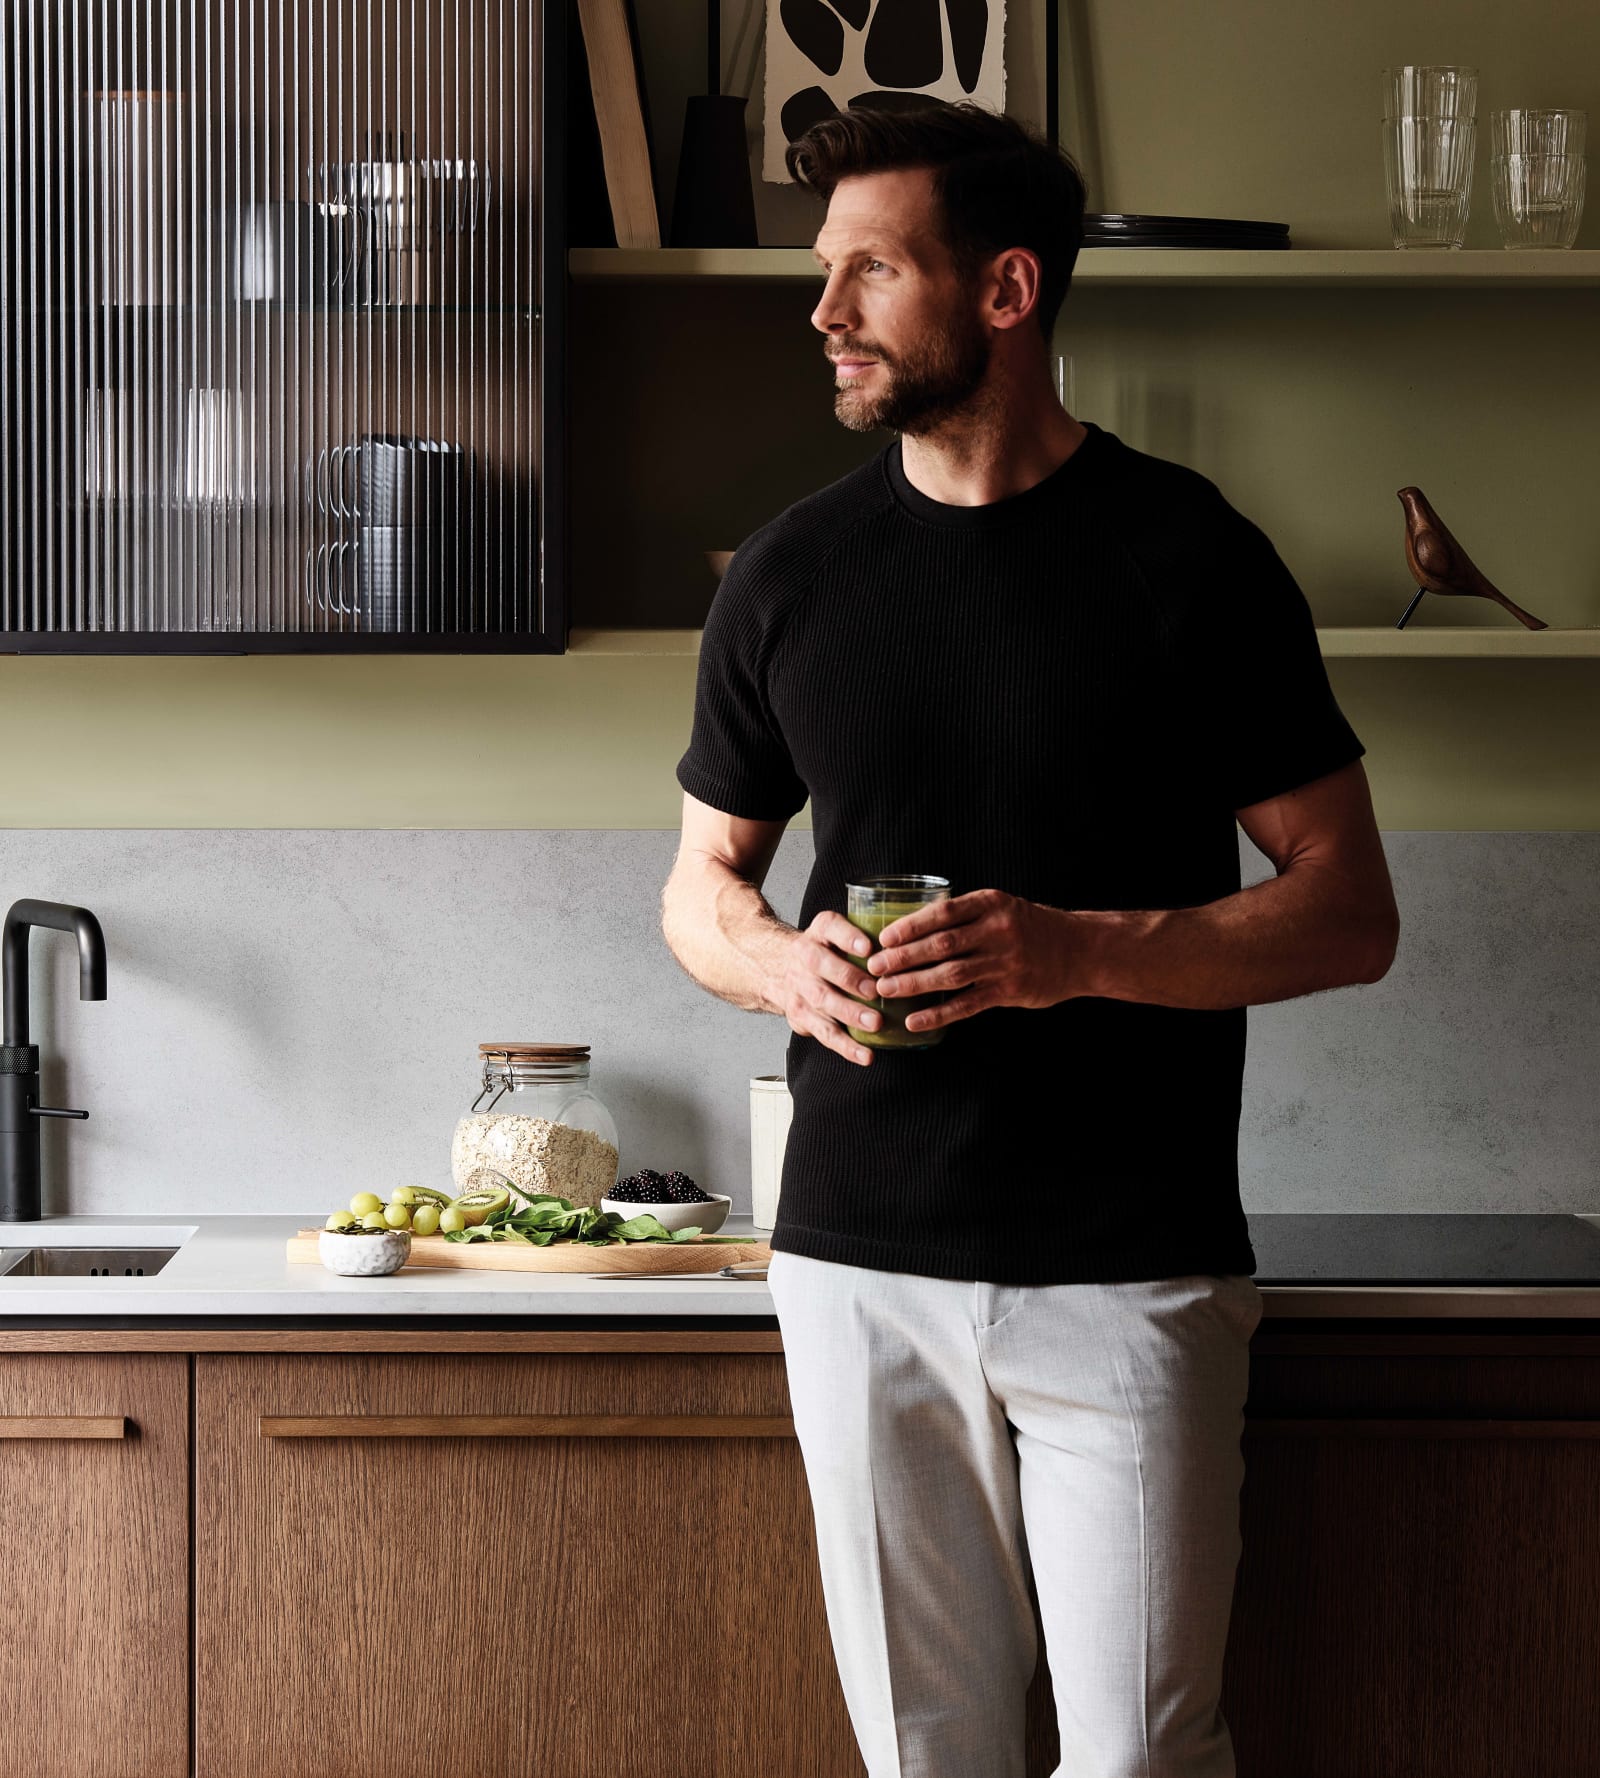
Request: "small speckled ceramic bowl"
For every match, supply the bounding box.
[318,1227,411,1276]
[599,1192,730,1234]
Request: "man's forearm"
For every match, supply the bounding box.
[661,852,795,1014]
[1076,863,1397,1011]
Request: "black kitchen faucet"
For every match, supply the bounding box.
[1,900,107,1222]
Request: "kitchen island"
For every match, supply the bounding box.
[4,1211,1599,1778]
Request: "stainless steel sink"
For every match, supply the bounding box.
[0,1246,178,1278]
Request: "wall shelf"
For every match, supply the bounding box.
[574,626,1600,659]
[566,628,701,655]
[569,247,1600,289]
[1320,626,1600,656]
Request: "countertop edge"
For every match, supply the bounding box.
[6,1217,1600,1323]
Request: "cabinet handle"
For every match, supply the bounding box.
[0,1415,127,1439]
[260,1412,796,1440]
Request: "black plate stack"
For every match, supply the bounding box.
[1082,213,1292,250]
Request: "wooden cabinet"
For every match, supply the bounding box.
[5,1322,1599,1778]
[194,1350,865,1778]
[0,1354,188,1778]
[1222,1335,1600,1778]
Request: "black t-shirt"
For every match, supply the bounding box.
[677,420,1365,1286]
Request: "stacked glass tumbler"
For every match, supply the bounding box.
[1490,109,1586,248]
[1384,65,1478,248]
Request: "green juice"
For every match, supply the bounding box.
[845,900,946,1050]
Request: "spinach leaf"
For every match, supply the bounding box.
[439,1199,732,1251]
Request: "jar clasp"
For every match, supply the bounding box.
[471,1054,514,1113]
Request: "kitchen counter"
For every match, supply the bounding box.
[2,1210,1600,1319]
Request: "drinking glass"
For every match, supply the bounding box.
[1490,108,1586,157]
[1383,65,1478,249]
[844,875,951,1051]
[1385,65,1477,120]
[1490,109,1586,248]
[181,388,253,505]
[82,388,136,498]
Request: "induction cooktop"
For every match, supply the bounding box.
[1246,1213,1600,1286]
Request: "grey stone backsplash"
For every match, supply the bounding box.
[4,829,1597,1219]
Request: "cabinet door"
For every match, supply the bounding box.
[1224,1422,1600,1777]
[4,2,560,653]
[196,1352,864,1778]
[0,1354,188,1778]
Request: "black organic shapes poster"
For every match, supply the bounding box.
[763,0,1005,179]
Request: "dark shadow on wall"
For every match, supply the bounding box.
[570,282,886,628]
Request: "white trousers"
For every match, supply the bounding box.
[765,1248,1265,1778]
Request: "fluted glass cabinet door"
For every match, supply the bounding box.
[1,0,565,651]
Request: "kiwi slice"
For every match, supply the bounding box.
[404,1185,454,1208]
[451,1185,511,1226]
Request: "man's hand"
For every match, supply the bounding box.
[774,912,886,1065]
[869,889,1094,1035]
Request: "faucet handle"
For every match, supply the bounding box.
[30,1106,89,1121]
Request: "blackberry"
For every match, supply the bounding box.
[608,1171,666,1203]
[659,1170,711,1203]
[607,1168,712,1204]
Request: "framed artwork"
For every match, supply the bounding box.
[763,0,1007,181]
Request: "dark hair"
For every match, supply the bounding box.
[785,100,1087,342]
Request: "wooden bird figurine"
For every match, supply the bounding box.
[1396,486,1548,630]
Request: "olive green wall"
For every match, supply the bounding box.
[3,654,1595,828]
[2,1,1598,829]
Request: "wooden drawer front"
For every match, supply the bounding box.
[195,1353,865,1778]
[0,1354,188,1778]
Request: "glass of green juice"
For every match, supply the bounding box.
[844,875,951,1050]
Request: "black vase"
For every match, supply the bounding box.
[669,94,758,247]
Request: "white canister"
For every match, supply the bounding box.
[749,1075,793,1230]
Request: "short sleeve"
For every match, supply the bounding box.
[1192,502,1366,813]
[676,540,809,821]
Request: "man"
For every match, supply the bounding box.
[660,100,1399,1778]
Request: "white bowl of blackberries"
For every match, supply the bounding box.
[602,1169,730,1234]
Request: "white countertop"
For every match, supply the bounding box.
[0,1215,784,1317]
[3,1215,1600,1319]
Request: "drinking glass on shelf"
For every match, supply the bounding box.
[1382,65,1478,249]
[1385,64,1477,120]
[181,388,253,506]
[1490,109,1587,248]
[87,91,190,305]
[82,388,136,499]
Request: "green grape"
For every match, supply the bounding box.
[325,1209,356,1231]
[359,1209,388,1231]
[438,1204,467,1234]
[410,1204,441,1237]
[391,1186,418,1207]
[350,1191,384,1217]
[383,1201,412,1230]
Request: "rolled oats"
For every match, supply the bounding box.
[451,1113,620,1210]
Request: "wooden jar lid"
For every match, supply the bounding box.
[478,1042,590,1060]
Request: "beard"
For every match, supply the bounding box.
[830,307,993,435]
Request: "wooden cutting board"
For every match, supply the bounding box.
[287,1230,773,1274]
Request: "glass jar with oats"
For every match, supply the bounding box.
[451,1043,621,1210]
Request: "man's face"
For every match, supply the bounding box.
[809,167,992,435]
